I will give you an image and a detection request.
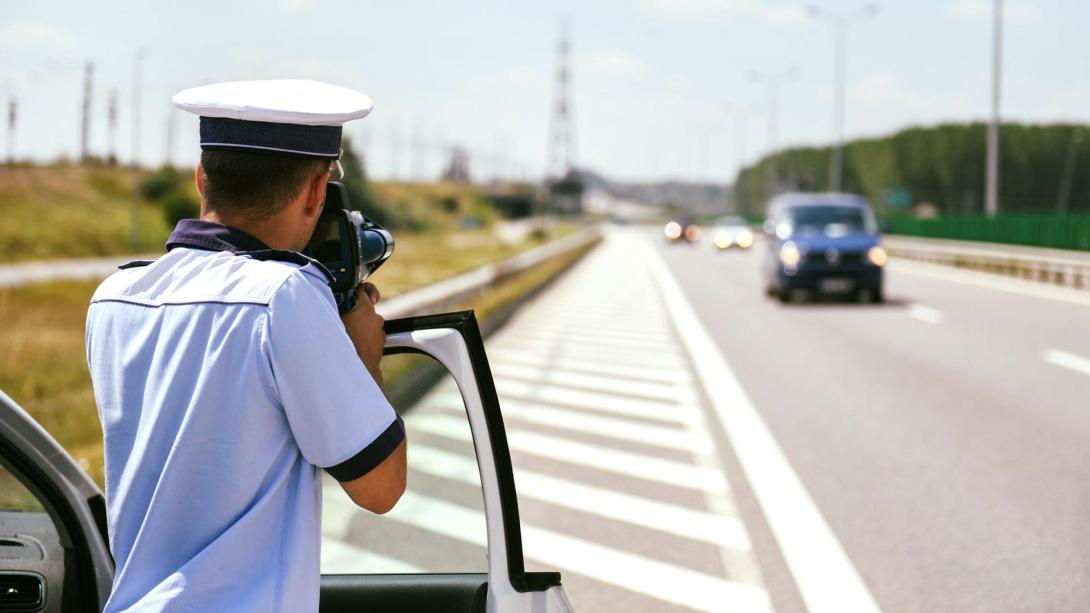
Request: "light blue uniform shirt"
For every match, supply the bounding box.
[86,221,403,612]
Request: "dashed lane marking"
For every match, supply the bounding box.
[906,303,943,324]
[1043,349,1090,377]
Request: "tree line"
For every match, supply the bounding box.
[733,122,1090,218]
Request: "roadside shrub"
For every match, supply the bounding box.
[162,190,200,227]
[140,166,183,202]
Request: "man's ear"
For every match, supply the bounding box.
[302,170,330,219]
[195,162,205,197]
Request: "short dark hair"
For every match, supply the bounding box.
[199,150,329,218]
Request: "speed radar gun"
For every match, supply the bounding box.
[304,181,394,314]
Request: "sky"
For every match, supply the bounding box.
[1,0,1088,183]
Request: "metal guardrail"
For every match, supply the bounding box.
[883,235,1090,291]
[378,227,602,319]
[0,254,160,288]
[0,228,604,312]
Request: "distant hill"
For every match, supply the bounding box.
[574,168,731,217]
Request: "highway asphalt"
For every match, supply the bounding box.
[323,226,1090,612]
[654,227,1090,612]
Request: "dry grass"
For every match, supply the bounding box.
[0,280,105,485]
[0,164,173,263]
[0,229,592,489]
[0,164,512,264]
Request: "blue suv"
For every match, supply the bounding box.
[761,192,887,303]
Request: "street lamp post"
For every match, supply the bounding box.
[985,0,1003,216]
[130,48,146,252]
[1058,130,1083,215]
[808,3,879,193]
[750,69,799,203]
[724,102,760,215]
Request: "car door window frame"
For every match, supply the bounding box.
[381,311,561,596]
[0,391,114,612]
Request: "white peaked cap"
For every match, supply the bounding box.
[173,79,373,126]
[172,79,373,159]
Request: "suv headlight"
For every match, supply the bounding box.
[867,246,888,266]
[779,241,801,267]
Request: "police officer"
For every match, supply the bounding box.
[85,80,406,612]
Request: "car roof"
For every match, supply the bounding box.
[767,192,870,212]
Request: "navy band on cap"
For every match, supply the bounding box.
[199,116,342,159]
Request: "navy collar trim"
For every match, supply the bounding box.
[166,219,271,253]
[163,219,335,284]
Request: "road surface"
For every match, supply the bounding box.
[323,227,1090,612]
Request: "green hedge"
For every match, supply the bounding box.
[888,214,1090,251]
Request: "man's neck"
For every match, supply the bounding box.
[201,211,296,251]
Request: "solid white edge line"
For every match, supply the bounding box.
[1043,349,1090,377]
[642,235,882,613]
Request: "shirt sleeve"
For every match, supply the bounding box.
[265,270,404,482]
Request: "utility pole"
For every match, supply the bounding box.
[80,61,94,163]
[130,47,146,252]
[389,120,402,181]
[163,104,177,168]
[808,3,879,192]
[546,18,576,180]
[985,0,1002,216]
[544,18,581,221]
[107,89,118,165]
[410,119,422,182]
[6,96,14,165]
[750,68,798,203]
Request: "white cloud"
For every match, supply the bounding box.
[0,21,73,51]
[635,0,808,24]
[576,49,646,81]
[1033,85,1090,122]
[280,0,317,15]
[946,0,1041,22]
[763,4,809,25]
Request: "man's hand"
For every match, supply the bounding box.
[342,283,384,386]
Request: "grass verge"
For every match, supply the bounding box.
[0,233,598,489]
